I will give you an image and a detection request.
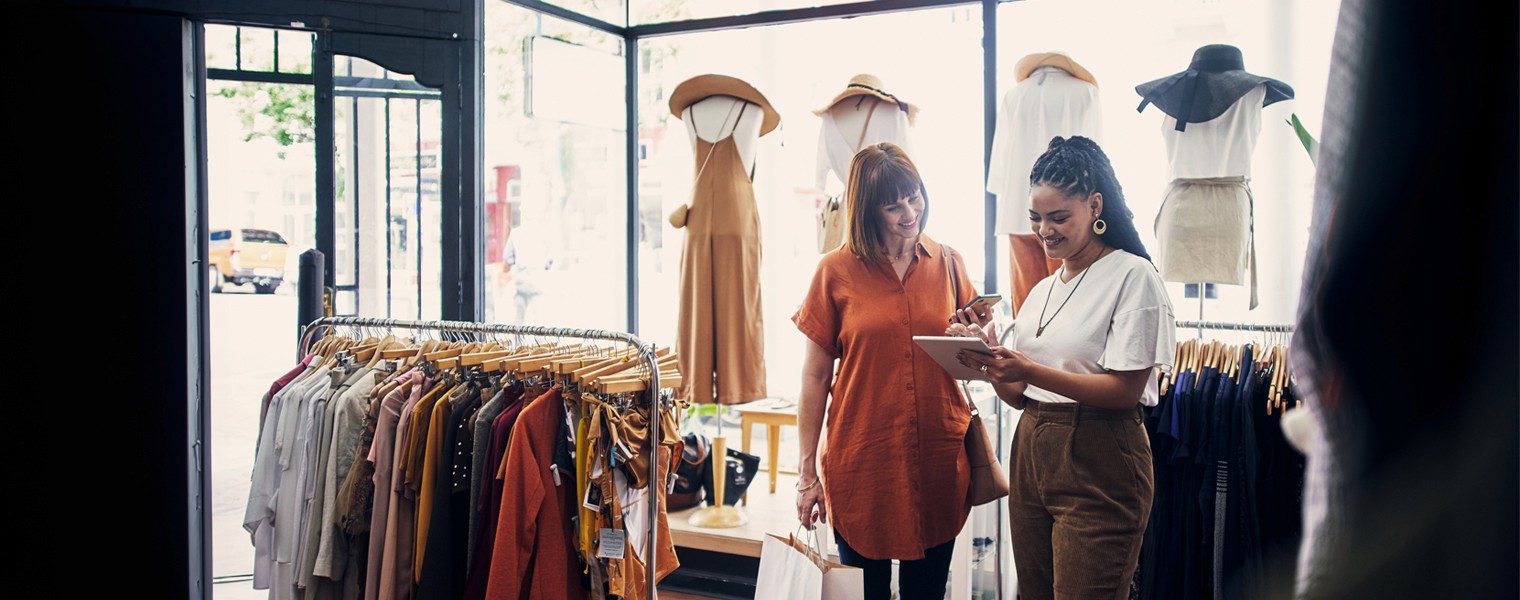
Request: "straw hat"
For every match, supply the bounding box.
[668,74,781,136]
[812,74,919,125]
[1135,44,1294,131]
[1014,52,1098,87]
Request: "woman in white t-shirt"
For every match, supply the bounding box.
[951,136,1175,600]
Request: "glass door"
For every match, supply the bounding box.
[331,55,444,319]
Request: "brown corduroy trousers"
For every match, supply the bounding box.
[1009,400,1154,600]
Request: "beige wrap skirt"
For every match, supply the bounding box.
[1154,176,1257,308]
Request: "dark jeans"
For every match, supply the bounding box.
[834,529,955,600]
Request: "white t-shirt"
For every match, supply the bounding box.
[1160,84,1268,179]
[815,99,912,190]
[987,67,1103,235]
[1010,249,1176,406]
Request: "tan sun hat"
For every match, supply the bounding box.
[1014,52,1098,87]
[668,74,781,137]
[812,74,919,125]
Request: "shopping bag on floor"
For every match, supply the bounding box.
[753,532,864,600]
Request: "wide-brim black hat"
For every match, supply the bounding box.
[1135,44,1294,131]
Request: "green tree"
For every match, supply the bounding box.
[216,82,316,160]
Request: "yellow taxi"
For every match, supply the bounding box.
[208,227,289,294]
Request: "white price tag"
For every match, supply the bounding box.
[596,528,626,559]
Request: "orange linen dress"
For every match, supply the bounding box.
[791,235,978,559]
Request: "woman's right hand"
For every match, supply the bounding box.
[796,479,827,530]
[946,318,999,348]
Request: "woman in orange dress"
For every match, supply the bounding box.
[792,142,992,600]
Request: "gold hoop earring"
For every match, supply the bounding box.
[1092,218,1107,235]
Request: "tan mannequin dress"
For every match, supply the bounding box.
[675,103,766,405]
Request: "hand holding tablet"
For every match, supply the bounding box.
[913,336,998,381]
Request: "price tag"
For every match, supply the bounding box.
[596,528,626,559]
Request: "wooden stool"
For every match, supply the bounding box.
[737,400,799,503]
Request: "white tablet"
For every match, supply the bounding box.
[912,336,997,381]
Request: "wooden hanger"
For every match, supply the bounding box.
[309,335,334,359]
[424,346,465,362]
[460,349,517,367]
[381,345,421,360]
[590,349,682,394]
[579,347,674,387]
[551,345,631,376]
[352,342,382,366]
[499,344,583,374]
[319,337,355,370]
[517,349,576,373]
[364,336,399,368]
[566,356,622,382]
[596,368,684,394]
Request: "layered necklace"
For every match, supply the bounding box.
[1035,246,1113,337]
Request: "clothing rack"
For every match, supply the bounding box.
[298,316,667,600]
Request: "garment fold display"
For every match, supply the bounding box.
[245,317,681,600]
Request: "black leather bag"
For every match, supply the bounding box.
[669,432,710,511]
[702,445,762,507]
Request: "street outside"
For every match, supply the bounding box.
[210,283,299,600]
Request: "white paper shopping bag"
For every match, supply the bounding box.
[753,533,863,600]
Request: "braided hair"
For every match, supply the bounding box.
[1028,136,1152,262]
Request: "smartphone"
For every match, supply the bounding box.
[952,294,1002,321]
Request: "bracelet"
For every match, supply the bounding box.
[794,477,820,492]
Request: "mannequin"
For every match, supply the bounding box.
[666,73,777,409]
[1137,44,1293,310]
[668,74,780,527]
[684,95,764,176]
[810,74,916,253]
[987,52,1102,314]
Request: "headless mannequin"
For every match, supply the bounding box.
[815,98,909,190]
[679,94,766,524]
[683,95,763,176]
[828,99,876,152]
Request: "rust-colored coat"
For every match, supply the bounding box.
[483,387,584,599]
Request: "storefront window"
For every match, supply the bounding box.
[332,56,445,319]
[484,2,630,329]
[206,24,313,75]
[538,0,629,26]
[995,0,1341,328]
[632,0,860,25]
[636,4,986,402]
[987,0,1341,594]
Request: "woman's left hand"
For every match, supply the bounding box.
[958,346,1033,383]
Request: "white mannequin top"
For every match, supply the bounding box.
[987,66,1102,235]
[814,98,913,190]
[1160,84,1268,179]
[683,95,763,175]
